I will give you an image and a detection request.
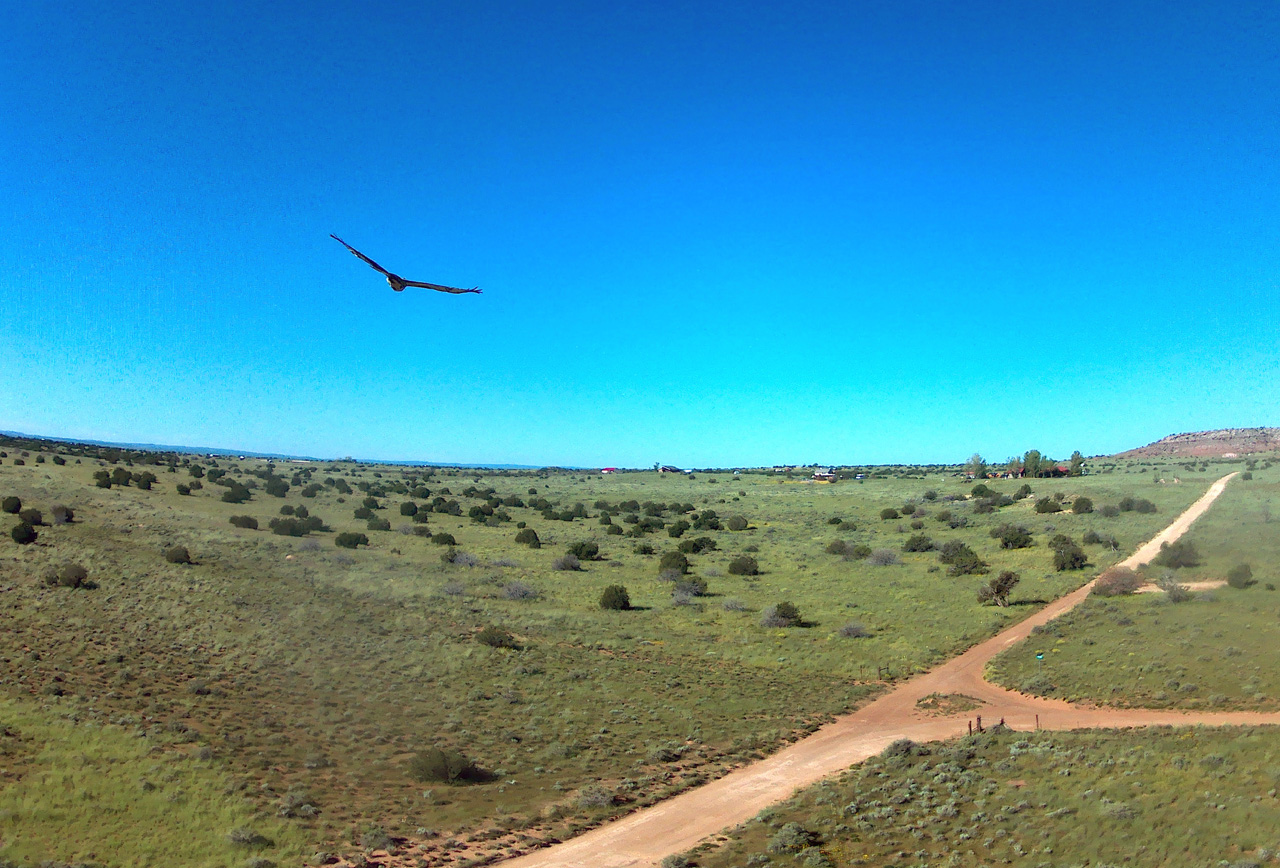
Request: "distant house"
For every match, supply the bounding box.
[813,468,837,482]
[600,467,617,474]
[659,465,683,474]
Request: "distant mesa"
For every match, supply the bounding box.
[1113,427,1280,458]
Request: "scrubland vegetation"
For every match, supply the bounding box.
[990,460,1280,707]
[0,435,1272,865]
[695,726,1280,868]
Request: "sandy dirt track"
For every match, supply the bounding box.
[501,473,1274,868]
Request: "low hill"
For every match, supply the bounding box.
[1114,427,1280,458]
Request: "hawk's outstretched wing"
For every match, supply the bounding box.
[330,234,393,277]
[400,279,482,295]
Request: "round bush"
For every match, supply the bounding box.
[727,555,758,576]
[335,532,369,549]
[1,496,20,514]
[658,551,689,575]
[229,515,259,530]
[727,515,748,531]
[515,527,541,548]
[400,501,418,516]
[600,584,631,610]
[1227,563,1255,589]
[567,540,599,561]
[1071,496,1094,514]
[879,508,899,520]
[164,545,192,564]
[50,504,74,524]
[17,508,42,526]
[366,517,392,532]
[409,747,477,784]
[56,563,89,588]
[431,532,457,546]
[10,523,37,545]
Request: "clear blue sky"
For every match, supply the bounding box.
[2,1,1277,467]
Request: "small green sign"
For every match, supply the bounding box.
[1035,652,1044,660]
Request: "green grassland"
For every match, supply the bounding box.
[694,725,1280,868]
[0,439,1244,864]
[989,462,1280,709]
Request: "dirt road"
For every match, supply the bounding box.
[502,473,1272,868]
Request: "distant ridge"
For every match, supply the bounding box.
[0,430,546,469]
[1113,427,1280,458]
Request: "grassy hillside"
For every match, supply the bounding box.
[0,438,1238,864]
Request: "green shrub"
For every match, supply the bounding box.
[1071,496,1094,514]
[515,528,540,548]
[409,747,478,784]
[990,524,1032,549]
[10,523,37,545]
[1227,564,1255,589]
[1053,543,1088,571]
[600,584,631,610]
[971,484,992,498]
[164,545,192,564]
[902,534,934,552]
[727,515,748,531]
[366,517,391,531]
[335,532,369,549]
[1033,497,1062,514]
[476,625,517,649]
[825,540,850,555]
[52,563,89,589]
[431,532,456,546]
[1,496,20,514]
[566,540,599,561]
[220,485,251,504]
[727,555,759,575]
[879,508,899,520]
[659,551,690,575]
[400,501,418,516]
[50,504,73,524]
[229,515,259,530]
[939,541,987,575]
[677,536,716,554]
[1152,539,1199,569]
[17,508,42,526]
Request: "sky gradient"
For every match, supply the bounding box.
[2,1,1277,467]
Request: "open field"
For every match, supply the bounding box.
[0,436,1263,865]
[988,461,1280,709]
[694,725,1280,868]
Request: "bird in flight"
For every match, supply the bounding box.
[330,234,481,294]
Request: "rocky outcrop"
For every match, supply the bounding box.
[1114,427,1280,458]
